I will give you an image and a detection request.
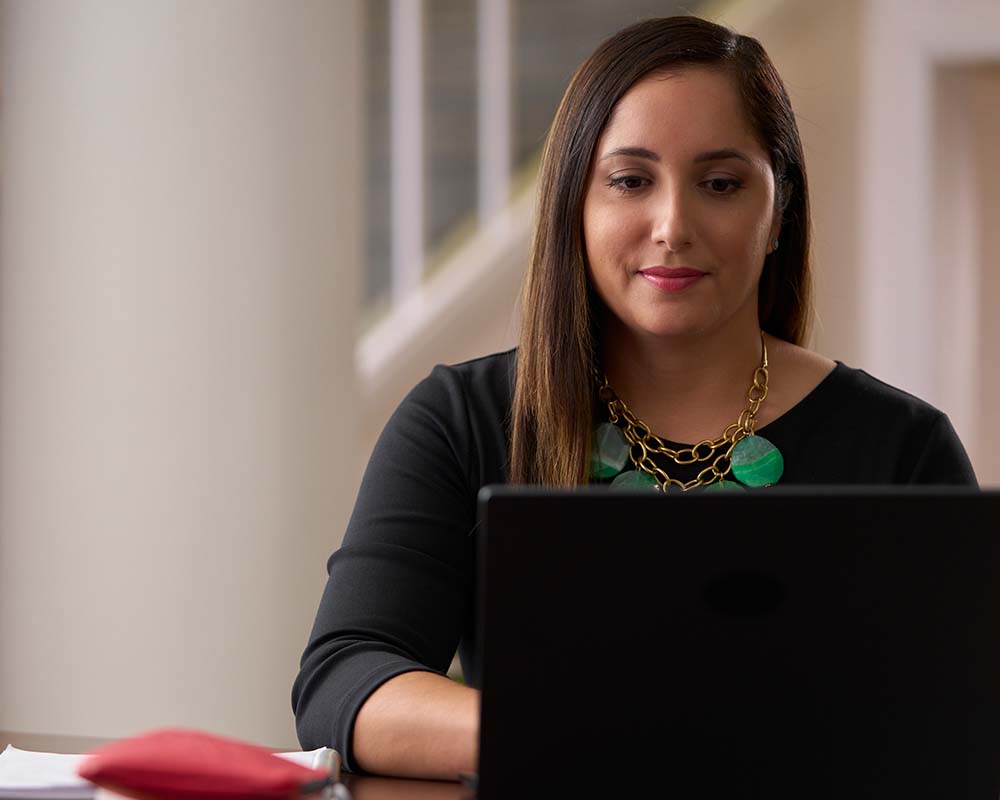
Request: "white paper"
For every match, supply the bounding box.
[0,745,93,799]
[276,747,329,769]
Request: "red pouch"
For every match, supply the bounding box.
[77,727,331,800]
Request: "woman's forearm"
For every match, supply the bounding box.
[352,670,480,780]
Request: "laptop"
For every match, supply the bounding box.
[474,486,1000,799]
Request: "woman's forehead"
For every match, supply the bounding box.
[596,68,764,162]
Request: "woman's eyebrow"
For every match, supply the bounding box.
[599,146,753,165]
[599,146,659,162]
[693,148,752,165]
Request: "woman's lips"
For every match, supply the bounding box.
[638,266,707,293]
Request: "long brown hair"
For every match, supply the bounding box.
[510,15,813,486]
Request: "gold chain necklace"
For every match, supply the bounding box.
[595,334,781,491]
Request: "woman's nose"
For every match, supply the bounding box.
[651,190,693,252]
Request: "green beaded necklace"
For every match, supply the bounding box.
[590,336,784,492]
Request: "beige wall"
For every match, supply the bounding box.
[0,0,363,748]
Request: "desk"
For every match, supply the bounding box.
[0,731,471,800]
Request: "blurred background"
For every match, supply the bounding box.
[1,0,997,750]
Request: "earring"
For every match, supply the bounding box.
[770,239,779,253]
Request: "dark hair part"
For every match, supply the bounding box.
[510,15,812,486]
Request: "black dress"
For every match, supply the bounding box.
[291,348,977,770]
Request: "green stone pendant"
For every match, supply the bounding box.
[590,422,630,479]
[609,469,660,490]
[730,435,784,487]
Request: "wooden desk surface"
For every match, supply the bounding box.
[0,730,472,799]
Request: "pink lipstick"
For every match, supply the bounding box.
[638,266,707,293]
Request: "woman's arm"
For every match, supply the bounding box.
[293,356,513,776]
[353,671,480,780]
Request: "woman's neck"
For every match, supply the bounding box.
[600,320,767,445]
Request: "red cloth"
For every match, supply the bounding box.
[77,727,329,800]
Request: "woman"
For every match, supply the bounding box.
[292,15,976,781]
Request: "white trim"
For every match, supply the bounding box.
[390,0,424,305]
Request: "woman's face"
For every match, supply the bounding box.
[582,67,781,343]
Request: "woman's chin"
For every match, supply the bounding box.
[628,315,716,341]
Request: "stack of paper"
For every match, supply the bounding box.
[0,746,92,799]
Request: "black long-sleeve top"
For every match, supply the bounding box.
[291,349,977,770]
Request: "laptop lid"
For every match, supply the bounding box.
[475,486,1000,799]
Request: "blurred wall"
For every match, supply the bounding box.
[0,0,362,748]
[935,64,1000,483]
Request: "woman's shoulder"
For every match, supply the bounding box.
[759,338,963,453]
[428,348,517,385]
[764,338,946,425]
[760,343,976,484]
[379,349,515,486]
[817,361,948,422]
[409,348,517,411]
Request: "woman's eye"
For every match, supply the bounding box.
[607,175,648,192]
[702,177,743,195]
